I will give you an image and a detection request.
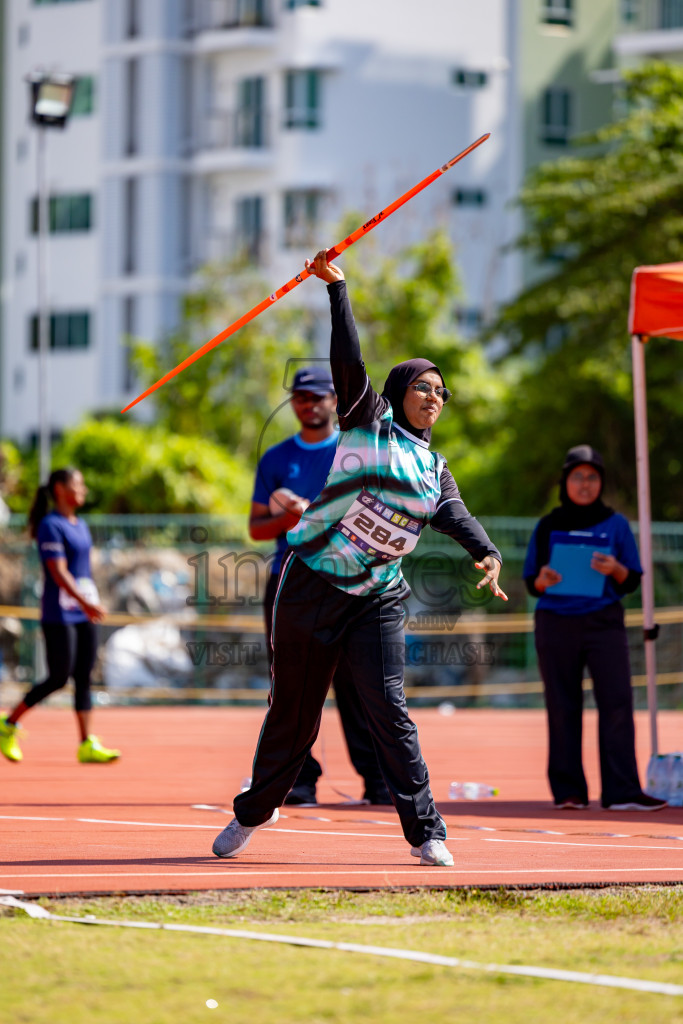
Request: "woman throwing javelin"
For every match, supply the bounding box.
[0,468,119,764]
[213,251,506,867]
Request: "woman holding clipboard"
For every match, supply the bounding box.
[523,445,666,811]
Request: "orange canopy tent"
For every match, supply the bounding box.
[628,262,683,756]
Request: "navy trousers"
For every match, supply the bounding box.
[535,603,643,807]
[234,556,446,847]
[263,571,385,791]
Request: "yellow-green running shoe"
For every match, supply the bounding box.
[0,715,22,762]
[77,735,120,763]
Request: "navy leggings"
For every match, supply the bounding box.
[23,621,97,713]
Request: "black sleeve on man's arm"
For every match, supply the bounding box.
[429,465,502,564]
[611,568,642,596]
[328,281,385,430]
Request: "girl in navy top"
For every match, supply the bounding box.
[524,445,665,811]
[0,468,119,764]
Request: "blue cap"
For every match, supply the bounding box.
[290,367,335,396]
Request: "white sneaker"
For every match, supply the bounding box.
[411,839,454,866]
[212,808,279,858]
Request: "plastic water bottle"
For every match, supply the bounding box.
[669,755,683,807]
[449,781,498,800]
[645,754,670,800]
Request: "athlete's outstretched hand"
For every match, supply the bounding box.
[305,249,345,284]
[474,556,508,602]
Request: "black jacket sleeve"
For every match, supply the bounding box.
[430,465,502,564]
[611,569,642,596]
[328,281,386,430]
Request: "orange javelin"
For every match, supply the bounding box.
[121,132,490,414]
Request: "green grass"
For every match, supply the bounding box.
[2,888,683,1024]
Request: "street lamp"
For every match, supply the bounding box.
[27,72,76,483]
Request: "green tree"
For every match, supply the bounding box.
[488,62,683,519]
[131,262,309,461]
[342,228,510,511]
[52,419,252,517]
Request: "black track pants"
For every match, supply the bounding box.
[535,604,642,807]
[264,571,385,790]
[234,556,446,847]
[23,621,97,712]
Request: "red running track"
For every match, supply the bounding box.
[1,707,682,896]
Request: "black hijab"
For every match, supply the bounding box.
[381,358,444,445]
[534,444,614,569]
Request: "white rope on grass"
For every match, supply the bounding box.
[2,896,682,998]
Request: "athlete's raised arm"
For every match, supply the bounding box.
[305,250,384,430]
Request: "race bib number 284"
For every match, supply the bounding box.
[334,490,422,561]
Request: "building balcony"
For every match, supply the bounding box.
[202,228,268,267]
[191,109,274,172]
[186,0,277,51]
[615,0,683,56]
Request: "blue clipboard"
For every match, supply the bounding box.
[548,531,612,597]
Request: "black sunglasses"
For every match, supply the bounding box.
[409,382,452,403]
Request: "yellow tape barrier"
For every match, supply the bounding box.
[3,605,683,634]
[2,606,681,702]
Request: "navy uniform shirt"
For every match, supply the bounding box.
[37,512,97,623]
[252,431,339,575]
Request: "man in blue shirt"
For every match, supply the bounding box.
[249,367,389,805]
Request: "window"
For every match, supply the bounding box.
[30,194,93,233]
[226,0,272,27]
[123,178,138,274]
[283,190,322,248]
[540,88,572,145]
[452,69,488,89]
[235,196,263,262]
[285,0,321,8]
[125,59,139,155]
[620,0,639,23]
[455,307,483,332]
[540,0,573,26]
[544,323,570,350]
[70,76,95,115]
[453,188,487,208]
[236,77,266,147]
[661,0,683,28]
[126,0,139,37]
[33,0,92,5]
[284,70,320,129]
[122,296,136,391]
[29,312,91,350]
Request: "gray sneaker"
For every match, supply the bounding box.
[212,808,279,859]
[411,839,454,866]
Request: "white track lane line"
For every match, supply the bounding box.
[0,813,422,842]
[2,814,680,851]
[482,837,683,853]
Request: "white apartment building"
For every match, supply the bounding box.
[2,0,523,445]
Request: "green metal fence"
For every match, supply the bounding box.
[1,514,681,708]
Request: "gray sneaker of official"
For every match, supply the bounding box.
[415,839,454,867]
[212,808,279,858]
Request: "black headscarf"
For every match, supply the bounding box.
[533,444,614,568]
[381,358,444,445]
